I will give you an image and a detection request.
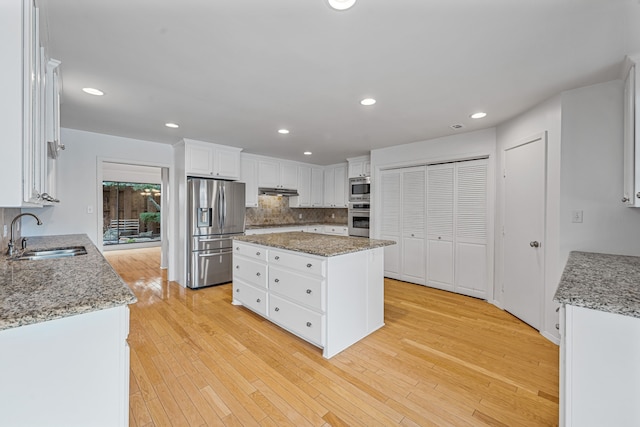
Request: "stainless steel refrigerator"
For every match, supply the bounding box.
[187,177,245,289]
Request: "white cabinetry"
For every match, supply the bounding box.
[0,306,131,426]
[347,155,371,178]
[290,165,325,208]
[232,241,385,358]
[0,0,62,207]
[323,225,349,236]
[184,138,242,180]
[622,53,640,207]
[323,163,348,207]
[560,305,640,426]
[258,159,298,189]
[241,156,259,207]
[311,167,324,207]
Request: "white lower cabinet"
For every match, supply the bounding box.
[232,241,385,358]
[0,306,131,427]
[560,304,640,426]
[323,225,348,236]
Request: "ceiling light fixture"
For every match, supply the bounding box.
[470,112,487,119]
[304,151,312,156]
[165,122,179,128]
[278,129,290,134]
[328,0,356,11]
[82,87,104,96]
[360,98,376,106]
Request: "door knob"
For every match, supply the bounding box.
[530,241,540,248]
[622,196,630,203]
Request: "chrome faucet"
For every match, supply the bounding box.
[6,213,42,256]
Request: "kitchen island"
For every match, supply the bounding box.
[232,232,395,358]
[0,234,136,427]
[554,251,640,427]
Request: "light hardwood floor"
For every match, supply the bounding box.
[105,247,559,427]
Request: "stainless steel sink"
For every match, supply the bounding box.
[13,246,87,261]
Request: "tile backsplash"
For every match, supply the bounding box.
[0,208,21,250]
[246,195,347,226]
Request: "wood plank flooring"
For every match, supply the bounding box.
[104,247,559,427]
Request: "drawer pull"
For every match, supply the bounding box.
[256,298,261,303]
[274,278,280,283]
[275,307,280,312]
[235,265,239,269]
[306,263,312,268]
[256,272,261,277]
[256,252,260,256]
[306,289,312,294]
[236,246,239,250]
[236,288,240,293]
[306,322,312,327]
[555,323,560,330]
[275,256,280,260]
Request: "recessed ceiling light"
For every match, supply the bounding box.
[470,112,487,119]
[82,87,104,96]
[328,0,356,11]
[304,151,312,156]
[165,122,179,129]
[360,98,376,106]
[278,129,290,134]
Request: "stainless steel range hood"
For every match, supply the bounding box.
[258,187,299,197]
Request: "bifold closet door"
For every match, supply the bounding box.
[401,167,426,284]
[380,170,401,279]
[426,164,455,291]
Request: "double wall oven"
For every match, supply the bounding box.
[348,176,371,237]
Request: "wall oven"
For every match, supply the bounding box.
[348,203,370,237]
[349,176,370,202]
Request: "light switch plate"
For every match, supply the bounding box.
[3,225,7,237]
[87,205,94,214]
[571,210,583,223]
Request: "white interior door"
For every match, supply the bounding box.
[503,133,546,330]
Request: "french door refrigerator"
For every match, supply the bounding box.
[187,177,245,289]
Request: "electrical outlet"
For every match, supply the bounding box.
[571,210,583,223]
[298,213,302,219]
[87,205,94,214]
[331,213,335,218]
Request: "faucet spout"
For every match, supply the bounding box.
[7,213,43,256]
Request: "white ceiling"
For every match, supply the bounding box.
[39,0,640,165]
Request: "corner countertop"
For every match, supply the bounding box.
[234,231,395,257]
[554,251,640,318]
[0,234,137,331]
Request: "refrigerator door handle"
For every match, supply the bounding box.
[217,184,223,229]
[198,250,233,257]
[221,184,226,230]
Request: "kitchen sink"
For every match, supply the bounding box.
[13,246,87,261]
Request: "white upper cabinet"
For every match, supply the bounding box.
[347,155,371,178]
[623,53,640,207]
[0,0,61,207]
[291,165,311,207]
[258,159,298,189]
[184,138,242,180]
[310,167,324,207]
[323,163,348,207]
[240,156,259,207]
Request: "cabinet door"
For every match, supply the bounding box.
[280,162,298,189]
[427,164,454,291]
[333,165,347,207]
[402,167,426,284]
[323,168,335,207]
[348,160,364,178]
[258,160,279,188]
[186,144,214,176]
[293,165,311,207]
[213,147,241,180]
[310,167,324,207]
[240,157,258,207]
[380,170,401,278]
[623,64,637,206]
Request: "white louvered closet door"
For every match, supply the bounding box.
[401,167,426,284]
[426,164,455,291]
[455,159,488,298]
[380,170,401,279]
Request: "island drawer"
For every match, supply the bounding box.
[234,256,267,288]
[233,280,268,316]
[269,266,325,311]
[269,249,326,277]
[233,242,268,261]
[269,294,324,346]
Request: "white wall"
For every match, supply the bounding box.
[560,80,640,258]
[496,95,562,343]
[22,128,172,246]
[102,163,162,184]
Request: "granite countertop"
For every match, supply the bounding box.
[0,234,137,331]
[234,231,395,257]
[554,251,640,318]
[246,223,347,230]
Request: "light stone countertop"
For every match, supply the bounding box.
[245,223,347,230]
[0,234,137,331]
[554,251,640,318]
[234,231,396,257]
